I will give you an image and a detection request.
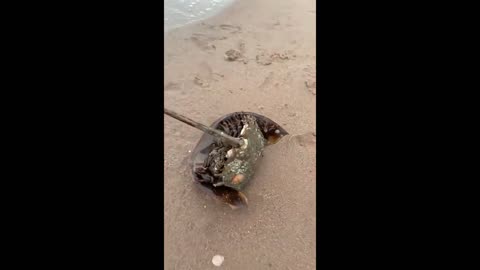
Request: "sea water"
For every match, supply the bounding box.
[164,0,235,32]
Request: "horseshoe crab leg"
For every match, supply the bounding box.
[164,108,244,148]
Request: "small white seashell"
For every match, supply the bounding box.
[212,255,224,267]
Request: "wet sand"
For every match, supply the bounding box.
[164,0,316,269]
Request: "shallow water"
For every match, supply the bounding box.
[164,0,236,32]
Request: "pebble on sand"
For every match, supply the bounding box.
[212,255,224,267]
[224,49,242,61]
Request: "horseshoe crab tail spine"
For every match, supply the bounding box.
[164,108,244,147]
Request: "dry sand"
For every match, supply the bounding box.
[164,0,316,269]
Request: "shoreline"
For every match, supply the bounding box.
[164,0,237,33]
[164,0,316,269]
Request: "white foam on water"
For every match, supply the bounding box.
[164,0,236,32]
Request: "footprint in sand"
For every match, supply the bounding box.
[194,76,210,88]
[238,40,246,53]
[304,80,316,95]
[190,33,227,51]
[303,65,316,95]
[288,132,316,147]
[256,52,273,65]
[255,50,297,65]
[190,36,216,51]
[219,24,242,33]
[204,23,241,34]
[164,82,182,91]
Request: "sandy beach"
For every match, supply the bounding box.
[164,0,316,269]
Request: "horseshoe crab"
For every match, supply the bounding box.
[164,109,288,209]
